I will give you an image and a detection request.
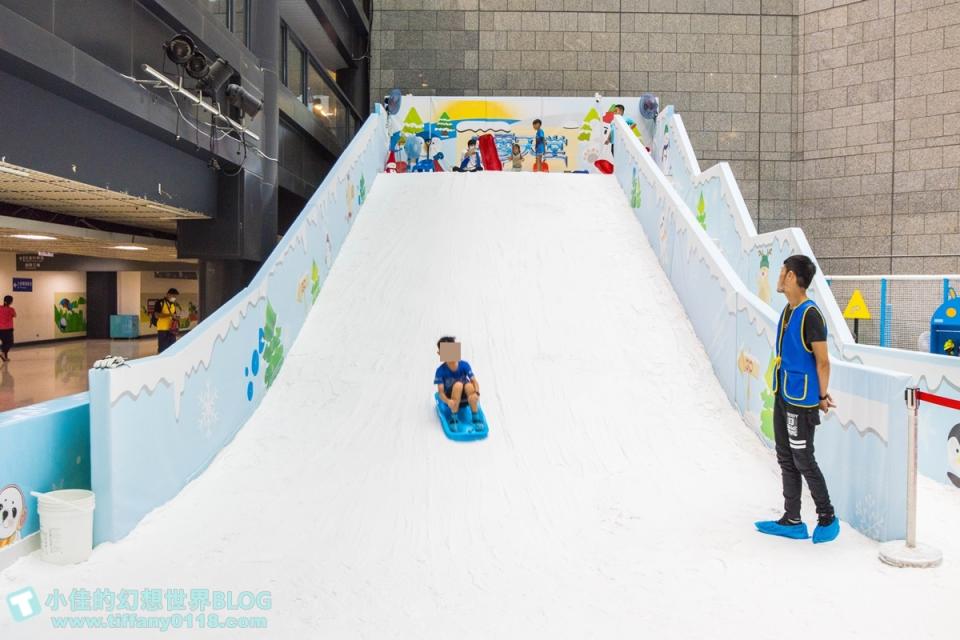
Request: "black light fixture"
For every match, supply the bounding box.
[185,52,210,80]
[226,83,263,119]
[163,34,196,66]
[200,58,236,96]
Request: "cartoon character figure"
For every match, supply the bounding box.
[296,275,308,303]
[58,298,71,330]
[948,424,960,488]
[757,249,773,304]
[0,485,27,548]
[384,150,398,174]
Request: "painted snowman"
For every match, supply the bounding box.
[757,250,772,304]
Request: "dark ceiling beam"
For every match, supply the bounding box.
[304,0,358,69]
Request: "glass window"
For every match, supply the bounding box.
[233,0,247,44]
[285,34,304,101]
[307,62,348,145]
[208,0,229,28]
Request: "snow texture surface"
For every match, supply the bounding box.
[3,173,959,639]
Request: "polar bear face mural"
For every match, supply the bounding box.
[0,485,27,548]
[948,424,960,488]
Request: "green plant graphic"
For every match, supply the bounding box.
[311,261,321,303]
[630,168,642,208]
[359,174,367,205]
[579,107,600,141]
[696,192,707,230]
[760,354,777,441]
[263,300,285,388]
[54,296,87,333]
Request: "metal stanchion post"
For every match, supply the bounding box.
[878,387,943,568]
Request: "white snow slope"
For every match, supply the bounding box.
[3,173,960,639]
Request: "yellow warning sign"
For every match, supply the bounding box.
[843,289,872,320]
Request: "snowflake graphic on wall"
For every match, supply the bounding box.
[853,493,884,540]
[198,382,219,438]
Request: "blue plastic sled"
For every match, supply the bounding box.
[434,392,489,441]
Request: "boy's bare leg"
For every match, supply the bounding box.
[448,381,464,412]
[464,382,480,414]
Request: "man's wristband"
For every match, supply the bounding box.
[819,394,828,401]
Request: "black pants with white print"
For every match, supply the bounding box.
[774,395,834,521]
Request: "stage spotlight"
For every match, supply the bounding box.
[163,34,196,65]
[226,83,263,119]
[185,52,210,79]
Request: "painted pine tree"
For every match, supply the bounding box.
[696,192,707,230]
[358,174,367,205]
[402,107,424,137]
[436,111,454,138]
[579,107,600,141]
[263,300,285,388]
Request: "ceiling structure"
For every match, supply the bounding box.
[0,216,189,263]
[0,160,208,233]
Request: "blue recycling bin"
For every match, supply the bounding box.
[930,296,960,356]
[109,314,139,339]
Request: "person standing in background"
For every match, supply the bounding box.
[0,295,15,362]
[510,142,523,172]
[154,288,181,354]
[532,119,546,171]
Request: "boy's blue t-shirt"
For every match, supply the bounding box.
[434,361,474,395]
[535,129,545,153]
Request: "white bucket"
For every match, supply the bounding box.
[32,490,96,565]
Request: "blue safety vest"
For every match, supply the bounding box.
[773,299,822,408]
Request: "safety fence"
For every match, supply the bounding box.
[878,387,946,568]
[826,275,960,352]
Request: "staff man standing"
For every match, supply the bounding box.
[755,255,840,544]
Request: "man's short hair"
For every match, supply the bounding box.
[783,255,816,290]
[437,336,456,349]
[167,287,180,296]
[615,104,625,112]
[533,118,542,126]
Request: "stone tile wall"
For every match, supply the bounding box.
[371,0,960,275]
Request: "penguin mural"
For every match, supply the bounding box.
[757,249,773,304]
[948,424,960,488]
[659,123,671,175]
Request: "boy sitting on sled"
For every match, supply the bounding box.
[434,336,482,425]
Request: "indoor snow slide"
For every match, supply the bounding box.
[3,173,959,640]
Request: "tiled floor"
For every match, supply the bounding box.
[0,337,158,412]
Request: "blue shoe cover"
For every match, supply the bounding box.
[755,520,810,539]
[813,518,840,544]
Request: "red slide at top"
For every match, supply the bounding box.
[477,134,502,171]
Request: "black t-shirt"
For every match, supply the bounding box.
[782,303,827,351]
